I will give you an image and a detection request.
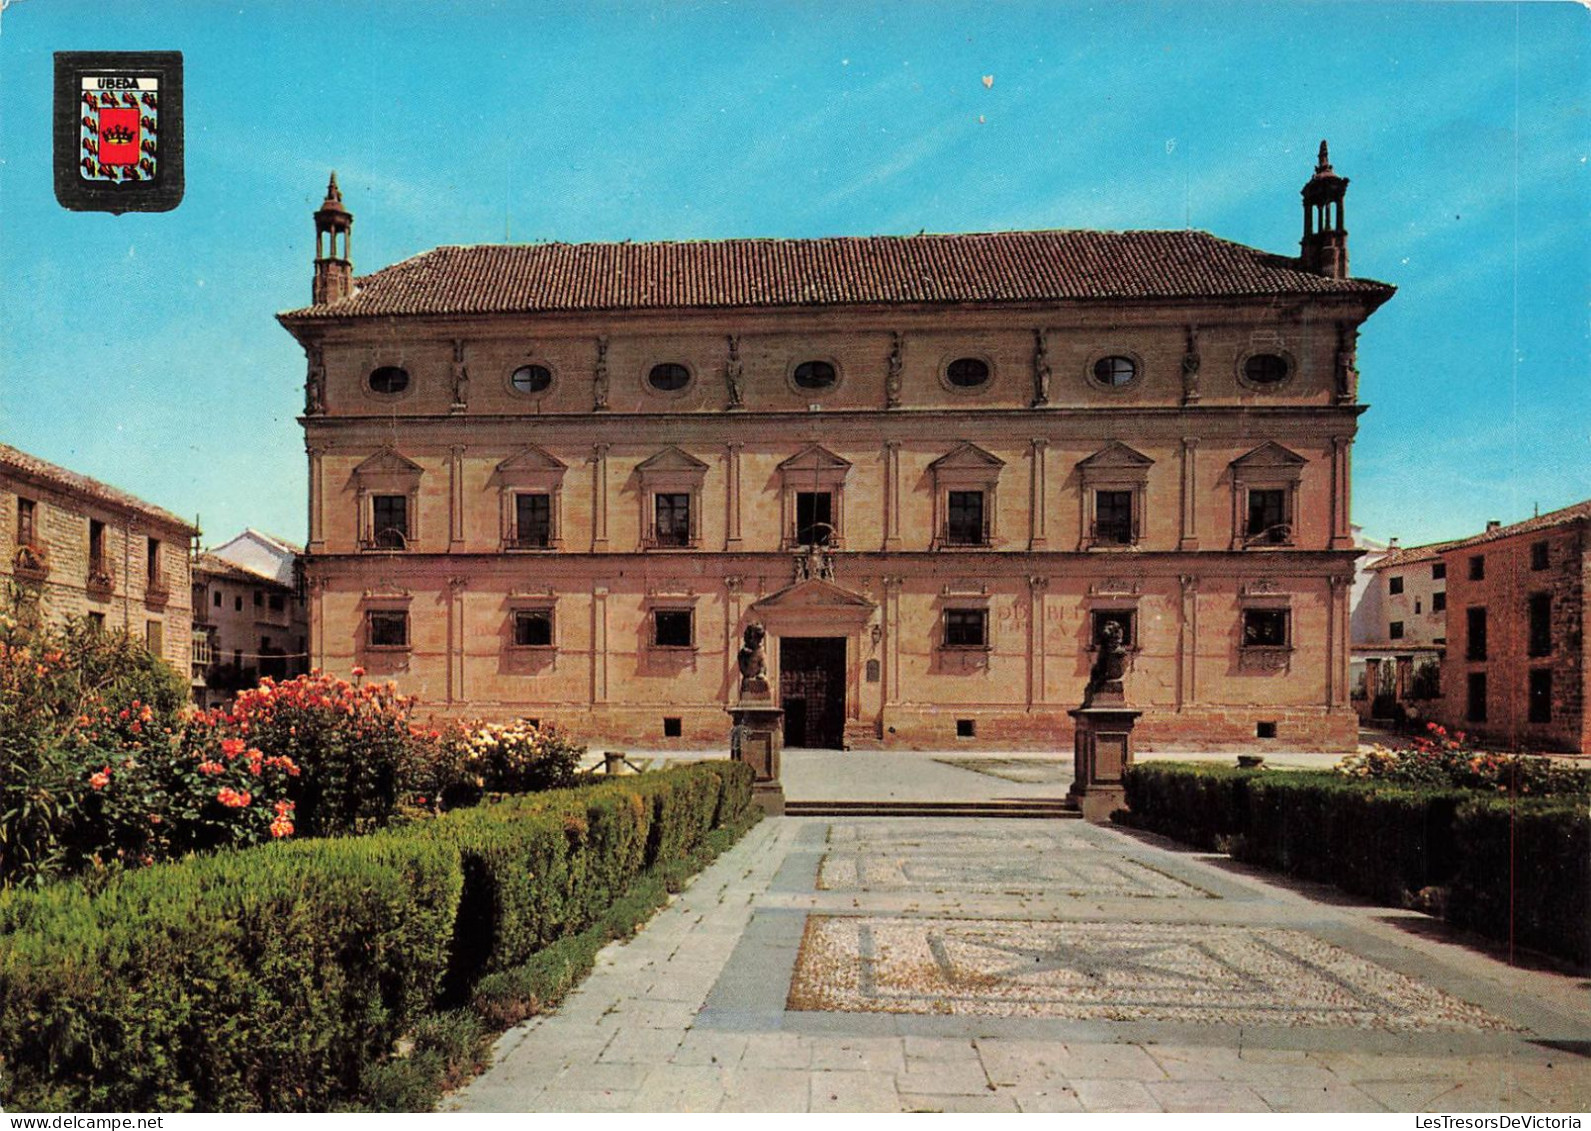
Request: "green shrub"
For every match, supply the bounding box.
[1446,799,1591,967]
[0,833,462,1112]
[1118,762,1255,849]
[1235,774,1466,904]
[0,760,758,1112]
[1120,761,1586,965]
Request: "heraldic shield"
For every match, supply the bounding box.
[80,81,157,183]
[55,52,183,214]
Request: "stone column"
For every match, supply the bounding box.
[1330,436,1353,549]
[446,575,467,704]
[1179,437,1200,551]
[591,584,609,705]
[306,444,327,553]
[307,574,327,672]
[1028,575,1049,707]
[725,442,743,549]
[1029,438,1048,549]
[882,576,903,706]
[590,443,610,551]
[1177,574,1199,710]
[448,445,466,551]
[883,441,902,551]
[1328,574,1350,707]
[724,575,743,695]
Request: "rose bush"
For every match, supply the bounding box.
[1337,722,1591,796]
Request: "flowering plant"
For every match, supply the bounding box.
[459,719,584,795]
[1336,723,1590,797]
[197,670,433,837]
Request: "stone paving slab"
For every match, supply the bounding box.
[446,814,1591,1113]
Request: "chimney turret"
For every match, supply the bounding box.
[1300,140,1350,279]
[312,172,354,305]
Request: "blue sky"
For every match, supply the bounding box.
[1,1,1586,548]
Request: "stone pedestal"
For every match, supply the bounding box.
[728,699,785,816]
[1067,705,1141,823]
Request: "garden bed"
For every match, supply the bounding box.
[0,761,758,1112]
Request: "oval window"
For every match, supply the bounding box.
[510,364,552,394]
[1093,356,1137,387]
[368,366,410,395]
[792,360,837,390]
[648,363,691,392]
[946,357,990,388]
[1244,353,1290,385]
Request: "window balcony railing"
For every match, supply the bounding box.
[12,543,49,580]
[1242,523,1293,547]
[360,528,410,552]
[939,524,991,549]
[502,530,558,551]
[144,575,170,607]
[1089,520,1138,547]
[86,556,114,593]
[643,528,694,550]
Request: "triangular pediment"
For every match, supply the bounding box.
[635,446,710,474]
[1231,441,1306,470]
[496,445,567,474]
[1078,441,1154,470]
[353,448,423,477]
[928,442,1004,472]
[751,577,877,614]
[777,444,851,475]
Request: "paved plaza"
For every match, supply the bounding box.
[448,751,1591,1113]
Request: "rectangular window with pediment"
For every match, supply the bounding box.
[513,493,552,549]
[1093,490,1134,545]
[946,491,986,546]
[795,492,834,547]
[654,494,693,548]
[1245,489,1288,543]
[372,495,409,549]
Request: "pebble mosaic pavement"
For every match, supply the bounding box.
[451,801,1591,1113]
[789,916,1516,1029]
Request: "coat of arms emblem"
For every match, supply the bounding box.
[54,52,183,214]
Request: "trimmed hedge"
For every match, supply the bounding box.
[0,760,757,1112]
[1118,762,1588,965]
[1446,799,1591,967]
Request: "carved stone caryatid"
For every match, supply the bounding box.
[305,342,326,415]
[1181,326,1201,405]
[1335,322,1359,403]
[725,334,744,409]
[1032,328,1051,406]
[450,339,469,411]
[886,331,903,408]
[593,336,610,411]
[737,623,770,699]
[1084,619,1129,707]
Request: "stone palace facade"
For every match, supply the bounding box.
[279,146,1393,750]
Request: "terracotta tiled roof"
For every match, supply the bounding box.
[1445,499,1591,551]
[1367,540,1464,571]
[0,443,197,534]
[193,552,282,587]
[279,230,1395,320]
